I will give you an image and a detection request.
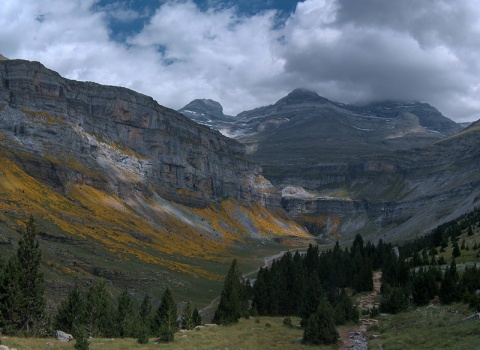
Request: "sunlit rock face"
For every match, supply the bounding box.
[0,59,278,207]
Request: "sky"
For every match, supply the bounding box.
[1,0,480,122]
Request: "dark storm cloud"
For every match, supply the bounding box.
[279,0,480,120]
[1,0,479,121]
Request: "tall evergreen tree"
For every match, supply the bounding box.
[439,259,460,304]
[155,287,177,342]
[116,290,136,338]
[181,301,194,330]
[55,284,86,334]
[16,217,45,333]
[138,295,153,334]
[303,297,339,345]
[137,295,153,344]
[300,273,324,326]
[0,256,22,333]
[213,258,246,325]
[84,281,115,337]
[192,307,202,327]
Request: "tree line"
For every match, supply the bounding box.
[0,217,201,348]
[2,212,479,347]
[212,212,480,346]
[212,235,388,345]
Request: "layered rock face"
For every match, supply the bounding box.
[281,129,480,241]
[0,59,273,205]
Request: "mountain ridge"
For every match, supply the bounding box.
[0,58,310,305]
[180,89,479,243]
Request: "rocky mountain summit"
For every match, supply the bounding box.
[180,89,479,242]
[180,89,462,186]
[178,98,234,129]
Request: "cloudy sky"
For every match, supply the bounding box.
[1,0,479,121]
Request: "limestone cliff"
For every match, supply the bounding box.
[0,59,274,205]
[0,59,307,299]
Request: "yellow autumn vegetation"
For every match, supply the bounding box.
[0,152,308,281]
[21,109,66,126]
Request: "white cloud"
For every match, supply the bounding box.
[0,0,479,121]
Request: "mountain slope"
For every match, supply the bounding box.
[180,90,476,243]
[0,59,309,305]
[180,89,461,187]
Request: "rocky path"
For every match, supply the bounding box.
[339,271,382,350]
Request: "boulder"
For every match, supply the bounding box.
[55,330,73,342]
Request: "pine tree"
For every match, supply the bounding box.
[467,226,474,237]
[303,297,339,345]
[16,217,45,333]
[452,242,461,258]
[439,259,460,304]
[213,258,246,325]
[192,307,202,327]
[73,325,89,350]
[116,290,136,338]
[55,284,86,334]
[138,295,153,335]
[155,287,177,342]
[181,301,194,330]
[300,273,324,326]
[84,281,115,337]
[0,256,22,333]
[252,267,269,315]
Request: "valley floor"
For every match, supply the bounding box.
[0,317,336,350]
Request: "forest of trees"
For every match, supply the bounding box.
[1,210,479,347]
[213,209,480,345]
[0,217,201,348]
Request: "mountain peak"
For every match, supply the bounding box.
[181,99,224,116]
[178,98,234,126]
[0,54,9,61]
[277,88,329,105]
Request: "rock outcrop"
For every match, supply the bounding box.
[281,126,480,241]
[55,330,73,342]
[0,59,273,206]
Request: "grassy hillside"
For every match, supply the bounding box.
[0,147,312,309]
[368,303,480,349]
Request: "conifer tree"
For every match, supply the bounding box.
[138,294,153,334]
[213,258,246,325]
[192,307,202,327]
[439,259,460,304]
[73,325,89,350]
[116,290,136,338]
[85,281,115,337]
[181,301,194,330]
[16,217,45,333]
[137,295,153,344]
[300,273,324,326]
[452,241,461,258]
[55,284,86,334]
[155,287,177,342]
[0,256,22,333]
[252,267,269,315]
[303,297,339,345]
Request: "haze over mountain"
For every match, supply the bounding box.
[180,90,479,242]
[180,89,462,186]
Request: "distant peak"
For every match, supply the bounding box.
[0,54,9,61]
[180,99,223,113]
[277,88,329,105]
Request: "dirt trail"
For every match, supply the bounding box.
[339,271,382,349]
